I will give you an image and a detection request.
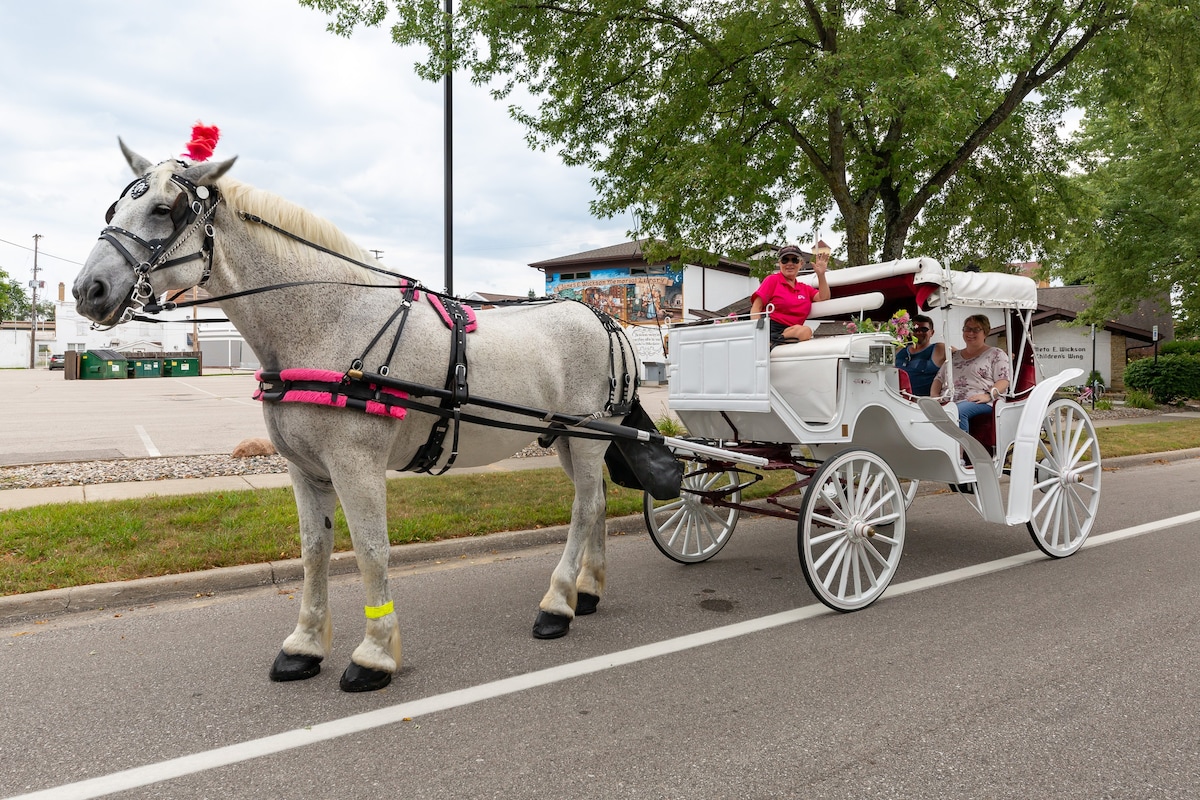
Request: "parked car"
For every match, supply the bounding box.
[48,354,65,370]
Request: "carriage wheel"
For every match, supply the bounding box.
[643,460,741,563]
[1027,399,1101,558]
[798,449,906,612]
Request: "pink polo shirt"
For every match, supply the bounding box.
[752,272,819,327]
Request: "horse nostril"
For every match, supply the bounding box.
[83,279,109,306]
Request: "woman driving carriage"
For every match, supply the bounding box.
[929,314,1011,432]
[750,244,831,347]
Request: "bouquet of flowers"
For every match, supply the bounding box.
[844,309,916,347]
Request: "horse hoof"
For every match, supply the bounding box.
[575,593,600,615]
[532,610,571,639]
[339,662,392,693]
[269,651,322,682]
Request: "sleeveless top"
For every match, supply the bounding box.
[896,343,940,396]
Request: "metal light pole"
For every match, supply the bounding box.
[28,234,41,369]
[443,0,454,296]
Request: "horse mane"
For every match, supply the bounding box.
[218,178,387,284]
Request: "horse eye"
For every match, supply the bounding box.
[152,204,172,216]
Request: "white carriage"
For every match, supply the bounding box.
[644,257,1101,611]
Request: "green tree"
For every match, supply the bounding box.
[304,0,1129,266]
[0,274,27,323]
[0,270,54,324]
[1048,0,1200,329]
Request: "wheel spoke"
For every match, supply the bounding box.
[816,535,850,578]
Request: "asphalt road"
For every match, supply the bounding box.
[2,456,1198,799]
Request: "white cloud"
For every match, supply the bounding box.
[0,0,633,302]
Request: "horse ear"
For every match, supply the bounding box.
[182,155,237,187]
[118,137,154,176]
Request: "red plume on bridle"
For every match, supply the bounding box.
[183,122,220,162]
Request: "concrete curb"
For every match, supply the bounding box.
[0,514,651,625]
[3,447,1198,625]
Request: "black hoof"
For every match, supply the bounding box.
[532,610,571,639]
[339,662,393,692]
[269,651,322,682]
[575,592,600,615]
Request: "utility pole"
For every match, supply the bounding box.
[28,234,41,369]
[443,0,454,296]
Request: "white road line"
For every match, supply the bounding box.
[11,511,1200,800]
[134,425,160,458]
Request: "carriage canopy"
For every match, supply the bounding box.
[797,257,1039,314]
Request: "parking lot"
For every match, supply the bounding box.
[0,368,270,466]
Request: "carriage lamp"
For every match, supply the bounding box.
[867,342,897,366]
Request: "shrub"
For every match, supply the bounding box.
[1093,399,1113,411]
[1160,339,1200,356]
[1124,389,1157,409]
[1124,355,1200,403]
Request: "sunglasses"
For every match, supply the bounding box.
[912,326,930,333]
[780,256,801,264]
[963,326,984,333]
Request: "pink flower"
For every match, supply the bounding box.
[846,321,858,333]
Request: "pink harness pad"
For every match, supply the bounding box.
[399,279,478,333]
[253,368,408,420]
[427,294,477,332]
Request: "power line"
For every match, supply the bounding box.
[0,236,84,266]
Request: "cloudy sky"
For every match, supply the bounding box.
[0,0,650,304]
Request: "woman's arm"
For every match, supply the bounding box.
[813,256,831,302]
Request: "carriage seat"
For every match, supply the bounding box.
[967,352,1038,452]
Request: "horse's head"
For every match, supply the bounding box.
[74,139,237,327]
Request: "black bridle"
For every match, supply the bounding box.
[97,169,220,327]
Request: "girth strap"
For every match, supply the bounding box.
[402,295,472,475]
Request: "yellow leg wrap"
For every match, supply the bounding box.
[364,601,394,619]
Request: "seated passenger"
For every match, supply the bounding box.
[929,314,1011,432]
[895,314,946,395]
[751,244,831,348]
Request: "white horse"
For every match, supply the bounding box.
[74,142,645,692]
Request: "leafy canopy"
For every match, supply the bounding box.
[1048,0,1200,332]
[303,0,1129,267]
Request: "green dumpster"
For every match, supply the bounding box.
[161,357,200,377]
[78,350,129,380]
[129,359,161,378]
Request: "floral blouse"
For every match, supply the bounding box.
[935,347,1011,402]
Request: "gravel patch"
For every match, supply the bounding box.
[0,444,558,491]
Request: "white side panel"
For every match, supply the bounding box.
[669,319,771,412]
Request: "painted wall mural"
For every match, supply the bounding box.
[546,266,684,324]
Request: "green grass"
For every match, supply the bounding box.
[1,467,793,596]
[3,418,1199,596]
